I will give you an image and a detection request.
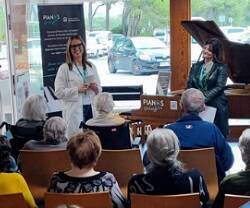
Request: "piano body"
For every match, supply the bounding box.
[130,20,250,138]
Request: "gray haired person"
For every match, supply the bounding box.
[180,88,205,115]
[165,88,233,182]
[11,95,48,159]
[128,128,209,207]
[213,128,250,208]
[23,117,68,150]
[147,128,181,167]
[16,94,48,131]
[21,94,48,122]
[86,92,125,126]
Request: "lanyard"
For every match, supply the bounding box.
[74,63,87,83]
[199,65,206,82]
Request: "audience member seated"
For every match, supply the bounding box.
[0,136,18,172]
[128,128,209,208]
[86,92,125,126]
[23,116,68,150]
[0,135,36,208]
[48,130,127,208]
[144,88,234,182]
[10,95,48,158]
[166,88,233,182]
[16,94,47,130]
[212,129,250,208]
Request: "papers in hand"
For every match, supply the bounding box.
[199,106,217,123]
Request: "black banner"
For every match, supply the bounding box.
[38,4,85,88]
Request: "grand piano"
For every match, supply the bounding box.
[129,20,250,138]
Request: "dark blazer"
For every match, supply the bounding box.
[187,61,229,137]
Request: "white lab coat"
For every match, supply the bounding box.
[54,62,101,137]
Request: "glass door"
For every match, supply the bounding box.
[0,0,15,125]
[4,0,36,122]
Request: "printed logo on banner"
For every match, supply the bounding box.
[43,14,60,25]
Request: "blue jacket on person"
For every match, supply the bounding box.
[166,114,234,182]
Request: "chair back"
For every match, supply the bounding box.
[19,149,71,200]
[80,122,132,149]
[0,193,28,208]
[131,193,201,208]
[95,148,144,197]
[8,122,44,159]
[44,192,112,208]
[178,147,218,201]
[224,194,250,208]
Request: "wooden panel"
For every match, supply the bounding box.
[127,94,250,139]
[130,95,182,127]
[226,89,250,118]
[170,0,191,91]
[229,126,249,140]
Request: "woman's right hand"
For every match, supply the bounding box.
[78,84,89,93]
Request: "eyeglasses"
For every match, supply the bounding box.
[70,43,83,51]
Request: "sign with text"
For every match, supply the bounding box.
[142,98,165,112]
[38,4,85,88]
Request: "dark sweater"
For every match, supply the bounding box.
[128,166,209,208]
[213,170,250,208]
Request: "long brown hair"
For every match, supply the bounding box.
[65,35,92,70]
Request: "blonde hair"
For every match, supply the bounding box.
[65,35,92,70]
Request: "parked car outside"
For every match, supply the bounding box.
[111,34,125,47]
[153,29,169,44]
[108,36,170,75]
[89,31,112,55]
[86,37,104,58]
[239,29,250,44]
[220,26,246,42]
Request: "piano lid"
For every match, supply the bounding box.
[181,20,250,84]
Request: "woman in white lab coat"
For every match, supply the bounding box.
[55,35,101,137]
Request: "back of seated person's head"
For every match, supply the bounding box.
[94,92,114,114]
[239,129,250,169]
[43,116,67,145]
[147,128,183,170]
[67,130,102,169]
[180,88,205,115]
[22,94,48,121]
[0,135,12,172]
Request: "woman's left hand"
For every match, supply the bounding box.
[89,82,99,94]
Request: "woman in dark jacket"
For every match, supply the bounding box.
[187,38,229,137]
